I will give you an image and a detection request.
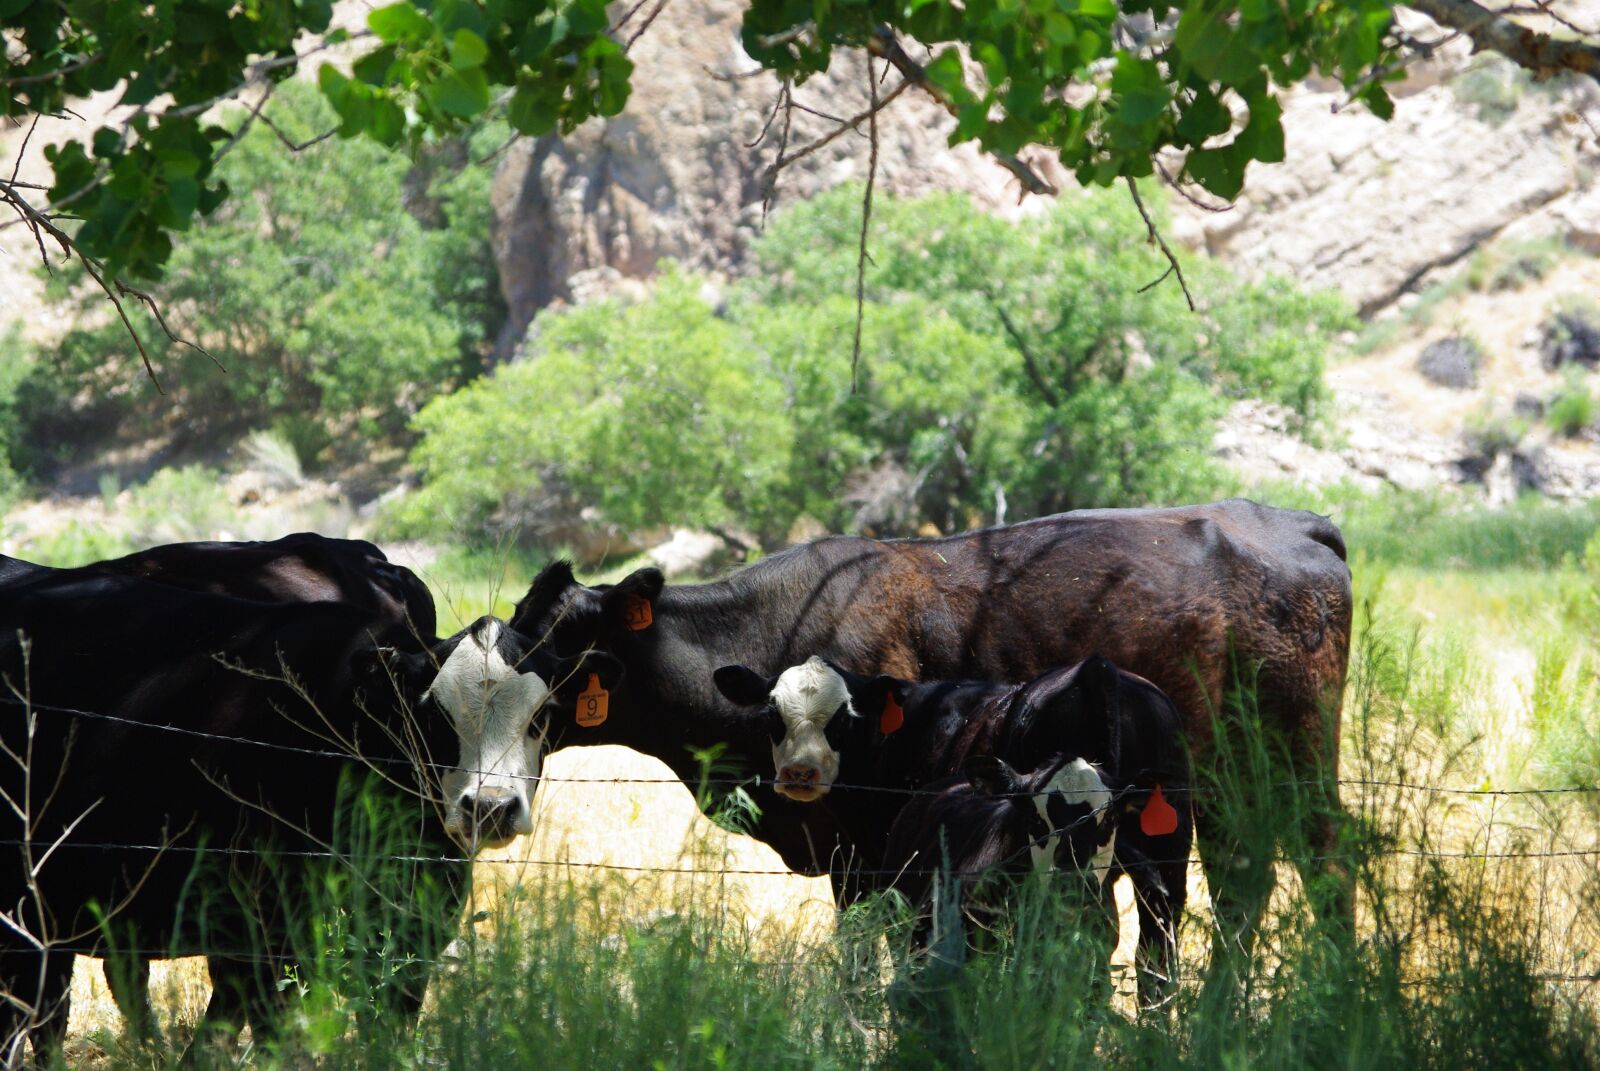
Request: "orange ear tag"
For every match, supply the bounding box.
[575,673,609,728]
[622,594,653,631]
[1140,784,1179,837]
[879,692,905,735]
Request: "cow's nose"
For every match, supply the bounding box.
[778,765,821,785]
[465,787,521,844]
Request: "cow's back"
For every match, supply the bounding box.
[821,499,1351,754]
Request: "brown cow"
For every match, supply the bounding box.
[512,498,1353,954]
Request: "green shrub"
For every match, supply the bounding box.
[1466,238,1568,292]
[20,82,505,469]
[1547,370,1598,437]
[398,187,1348,547]
[122,465,238,545]
[391,269,794,543]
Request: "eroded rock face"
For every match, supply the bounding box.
[488,0,1053,361]
[1168,58,1598,315]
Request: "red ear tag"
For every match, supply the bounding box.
[879,693,905,735]
[1140,784,1179,837]
[622,594,653,631]
[576,673,609,728]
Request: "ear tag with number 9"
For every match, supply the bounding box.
[576,673,609,728]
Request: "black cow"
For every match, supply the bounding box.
[0,531,435,637]
[509,499,1350,956]
[0,564,617,1062]
[0,533,436,1040]
[713,655,1192,1000]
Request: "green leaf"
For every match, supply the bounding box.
[1187,144,1245,200]
[449,28,488,69]
[508,85,557,136]
[1173,7,1261,85]
[368,2,433,43]
[1175,85,1232,145]
[426,67,489,118]
[1238,93,1283,163]
[1110,55,1169,126]
[924,48,967,98]
[370,97,407,146]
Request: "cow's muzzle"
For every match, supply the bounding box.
[776,765,828,802]
[462,785,526,848]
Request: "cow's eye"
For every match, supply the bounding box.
[822,703,853,749]
[766,706,785,745]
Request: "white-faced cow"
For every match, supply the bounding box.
[509,499,1350,963]
[0,552,617,1062]
[714,654,1192,999]
[880,753,1126,957]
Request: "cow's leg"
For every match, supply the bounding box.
[177,957,252,1066]
[102,952,162,1043]
[1290,756,1354,943]
[0,948,75,1067]
[1194,801,1276,989]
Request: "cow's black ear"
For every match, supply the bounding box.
[713,664,773,707]
[548,650,624,699]
[512,559,578,635]
[965,754,1026,797]
[353,644,432,698]
[599,567,665,632]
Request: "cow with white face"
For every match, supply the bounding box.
[388,615,623,848]
[964,754,1121,888]
[713,654,1191,1005]
[711,656,858,800]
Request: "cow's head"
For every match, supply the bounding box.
[966,753,1121,887]
[372,615,621,849]
[713,656,899,801]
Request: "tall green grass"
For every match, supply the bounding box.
[66,624,1600,1071]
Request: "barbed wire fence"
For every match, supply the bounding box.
[4,683,1600,1055]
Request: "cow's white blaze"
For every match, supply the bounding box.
[1029,758,1117,887]
[427,619,551,844]
[769,656,852,798]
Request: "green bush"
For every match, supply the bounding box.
[391,269,794,543]
[398,187,1349,546]
[17,82,505,473]
[1547,370,1597,437]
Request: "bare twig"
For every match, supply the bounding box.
[0,53,104,86]
[984,291,1060,405]
[1126,177,1195,311]
[747,83,787,149]
[760,83,794,225]
[1154,156,1234,213]
[255,109,339,153]
[851,57,880,393]
[766,77,910,176]
[623,0,671,52]
[1407,0,1600,83]
[7,116,38,187]
[866,25,1057,196]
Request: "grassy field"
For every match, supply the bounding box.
[36,494,1600,1068]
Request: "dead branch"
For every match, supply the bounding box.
[866,26,1057,196]
[766,77,910,177]
[851,56,880,393]
[1407,0,1600,83]
[760,83,794,225]
[623,0,671,52]
[1155,156,1233,213]
[1125,177,1195,311]
[983,291,1060,406]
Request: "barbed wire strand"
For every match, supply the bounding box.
[8,695,1600,799]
